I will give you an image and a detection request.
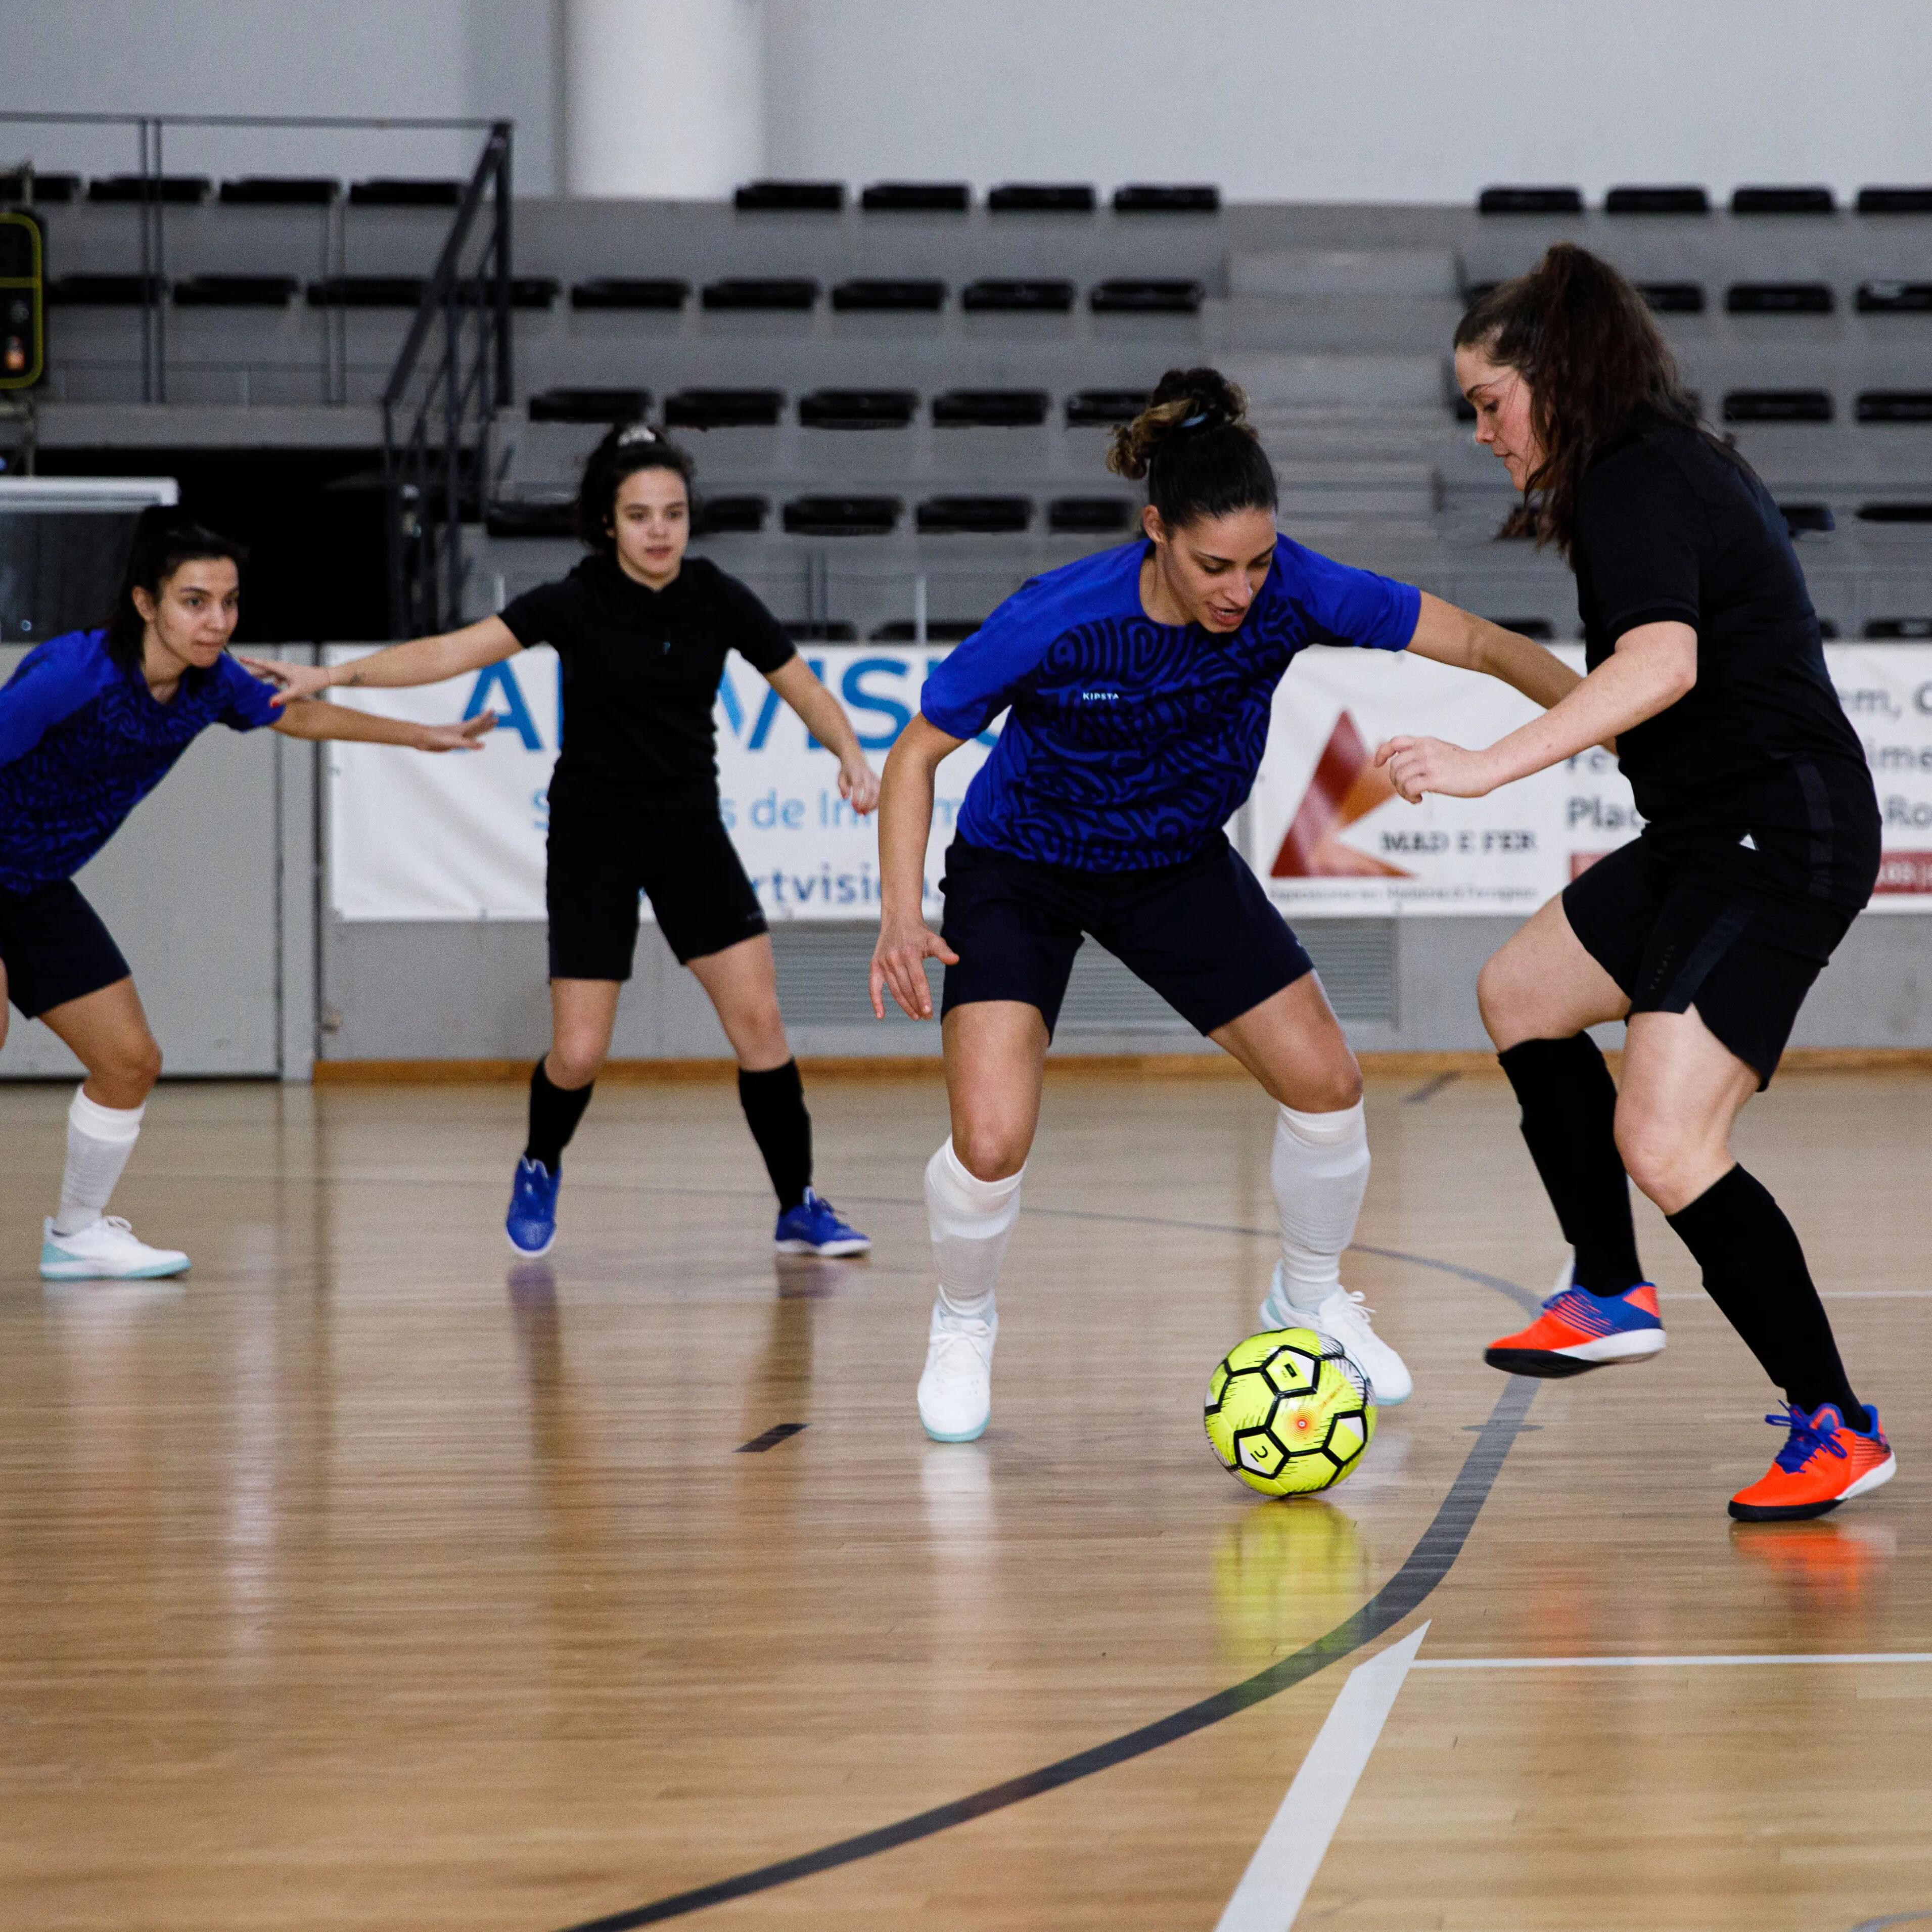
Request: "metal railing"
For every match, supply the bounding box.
[381,121,513,636]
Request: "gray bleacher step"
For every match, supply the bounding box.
[1218,350,1447,411]
[1227,248,1463,299]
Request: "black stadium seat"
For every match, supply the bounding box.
[932,389,1051,427]
[734,180,845,212]
[702,277,819,311]
[1089,279,1203,314]
[349,178,463,206]
[1726,282,1834,314]
[1857,391,1932,422]
[870,619,981,641]
[459,275,561,309]
[861,182,969,213]
[1781,504,1835,535]
[47,273,164,305]
[917,496,1034,533]
[831,278,947,312]
[527,388,650,424]
[987,183,1095,214]
[571,278,691,310]
[1113,185,1220,214]
[1639,282,1706,313]
[219,177,341,205]
[172,275,299,308]
[696,496,771,535]
[307,276,428,307]
[88,174,210,204]
[1856,282,1932,313]
[1858,503,1932,523]
[665,388,785,428]
[1723,389,1833,423]
[783,495,900,534]
[1477,186,1583,214]
[1048,498,1134,534]
[1857,188,1932,214]
[1605,186,1709,214]
[0,171,78,203]
[798,389,918,429]
[1731,187,1835,215]
[486,498,576,539]
[1066,389,1150,425]
[1866,618,1932,637]
[960,278,1076,313]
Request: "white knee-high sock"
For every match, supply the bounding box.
[54,1087,146,1235]
[1272,1099,1370,1311]
[924,1139,1024,1325]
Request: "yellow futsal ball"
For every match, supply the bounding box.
[1204,1326,1376,1498]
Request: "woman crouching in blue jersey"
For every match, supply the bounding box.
[0,508,489,1280]
[868,367,1583,1442]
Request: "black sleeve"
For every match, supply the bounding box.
[1574,451,1705,638]
[717,574,797,675]
[498,578,576,651]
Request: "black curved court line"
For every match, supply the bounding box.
[733,1422,806,1453]
[549,1243,1542,1930]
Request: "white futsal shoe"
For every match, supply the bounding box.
[1260,1262,1412,1407]
[917,1302,997,1443]
[40,1215,190,1281]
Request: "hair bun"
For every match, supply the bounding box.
[1106,365,1251,481]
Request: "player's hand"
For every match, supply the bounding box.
[237,655,335,707]
[1373,735,1497,803]
[870,911,958,1020]
[414,712,496,753]
[840,755,882,817]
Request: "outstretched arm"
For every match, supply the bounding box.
[1405,592,1582,711]
[868,714,963,1019]
[240,616,521,707]
[271,701,496,752]
[764,656,880,815]
[1377,621,1696,802]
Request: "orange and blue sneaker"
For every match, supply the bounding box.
[1484,1280,1665,1378]
[1728,1403,1896,1522]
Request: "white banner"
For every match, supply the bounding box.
[326,641,1932,922]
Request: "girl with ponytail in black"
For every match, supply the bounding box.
[1379,242,1893,1521]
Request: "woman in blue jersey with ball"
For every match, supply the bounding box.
[0,509,488,1280]
[869,367,1581,1443]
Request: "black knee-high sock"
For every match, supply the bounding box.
[738,1060,811,1212]
[1667,1165,1868,1429]
[525,1059,593,1173]
[1497,1036,1644,1294]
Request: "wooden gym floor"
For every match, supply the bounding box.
[0,1066,1925,1932]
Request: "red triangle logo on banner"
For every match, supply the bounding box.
[1269,711,1410,879]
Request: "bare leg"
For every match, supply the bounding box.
[685,935,791,1072]
[1210,970,1362,1110]
[544,978,621,1089]
[941,999,1050,1180]
[1477,891,1629,1050]
[37,977,164,1108]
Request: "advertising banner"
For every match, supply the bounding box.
[327,640,1932,923]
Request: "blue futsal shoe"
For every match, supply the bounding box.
[774,1187,871,1257]
[505,1157,561,1257]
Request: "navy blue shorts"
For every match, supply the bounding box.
[0,879,132,1019]
[938,833,1313,1039]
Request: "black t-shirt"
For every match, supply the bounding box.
[499,553,795,811]
[1573,413,1877,903]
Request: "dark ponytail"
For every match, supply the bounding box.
[574,421,700,551]
[1455,242,1700,556]
[1107,366,1277,531]
[104,508,247,674]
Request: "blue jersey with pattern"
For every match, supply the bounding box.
[919,538,1419,870]
[0,629,280,892]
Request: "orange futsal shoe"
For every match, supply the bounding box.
[1729,1403,1897,1523]
[1484,1281,1665,1378]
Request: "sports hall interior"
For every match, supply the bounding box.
[3,5,1930,1928]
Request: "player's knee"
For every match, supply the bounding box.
[111,1033,163,1096]
[1300,1054,1362,1113]
[951,1120,1030,1182]
[1613,1104,1689,1204]
[1476,947,1531,1042]
[546,1041,604,1090]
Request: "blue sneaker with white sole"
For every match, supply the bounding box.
[505,1157,561,1256]
[774,1187,870,1256]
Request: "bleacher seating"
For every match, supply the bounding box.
[932,390,1050,427]
[702,277,819,310]
[349,179,463,207]
[1724,390,1834,423]
[219,177,339,206]
[307,276,427,307]
[88,174,209,204]
[1857,188,1932,214]
[527,387,649,423]
[960,279,1075,312]
[1604,186,1710,214]
[1727,282,1834,313]
[831,279,947,312]
[734,181,844,212]
[798,389,918,428]
[917,496,1033,533]
[1731,187,1836,215]
[1858,283,1932,313]
[173,275,299,308]
[986,184,1094,213]
[861,183,970,213]
[571,278,690,310]
[665,388,785,427]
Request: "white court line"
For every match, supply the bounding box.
[1214,1622,1428,1932]
[1414,1651,1932,1671]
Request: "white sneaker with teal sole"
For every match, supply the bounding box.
[40,1215,190,1281]
[917,1304,996,1442]
[1260,1261,1412,1406]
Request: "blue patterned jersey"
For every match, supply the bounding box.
[919,538,1419,870]
[0,629,280,892]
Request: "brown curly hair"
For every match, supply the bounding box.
[1106,366,1276,530]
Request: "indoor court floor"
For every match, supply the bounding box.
[0,1064,1926,1932]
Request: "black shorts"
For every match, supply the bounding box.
[1563,832,1868,1089]
[938,833,1314,1039]
[0,879,132,1019]
[546,807,768,979]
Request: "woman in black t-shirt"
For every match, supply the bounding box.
[1376,244,1892,1524]
[252,425,879,1260]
